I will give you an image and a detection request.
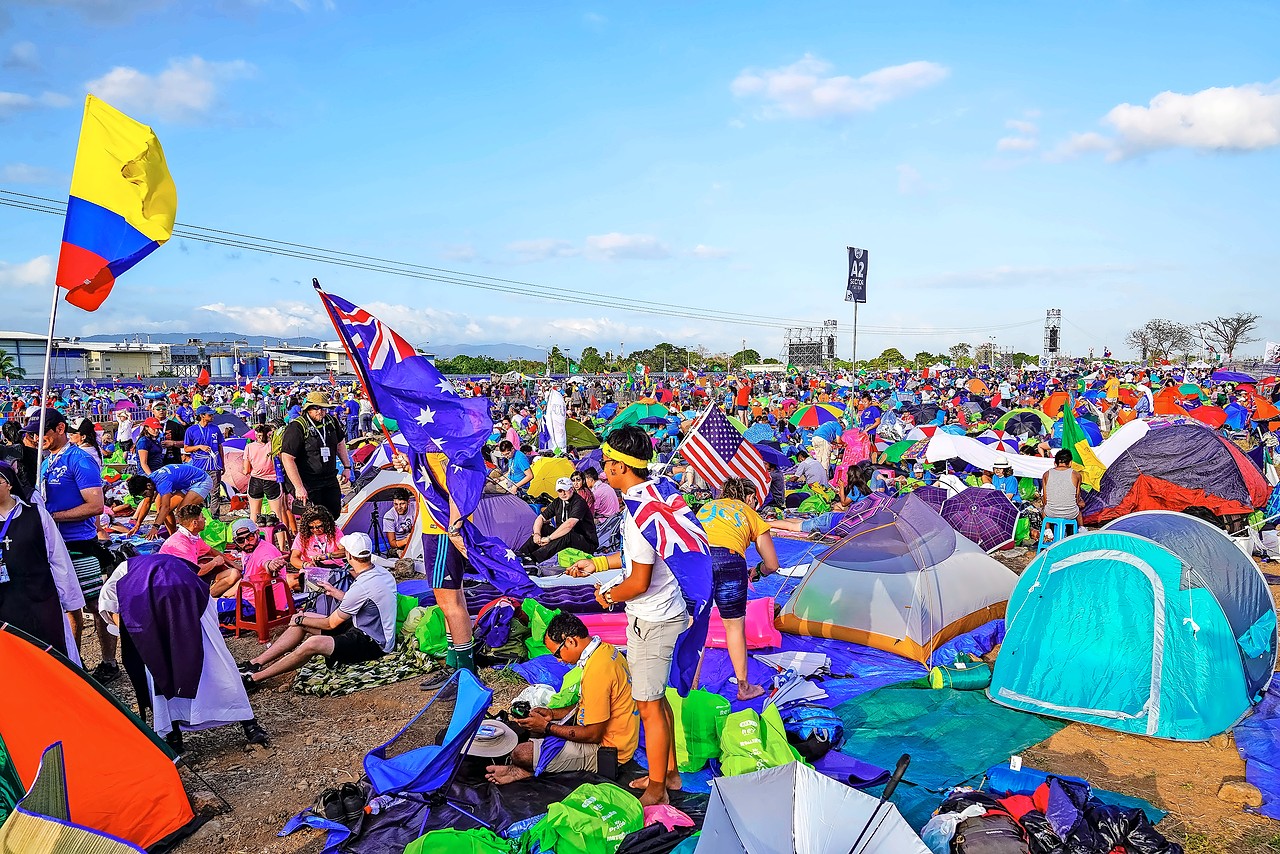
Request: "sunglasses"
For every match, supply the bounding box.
[546,639,566,661]
[234,532,255,541]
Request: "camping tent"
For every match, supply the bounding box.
[696,761,929,854]
[776,494,1017,664]
[990,511,1277,740]
[0,625,196,848]
[470,493,537,550]
[1082,423,1270,524]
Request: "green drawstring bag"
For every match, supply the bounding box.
[796,494,830,514]
[518,782,643,854]
[1018,477,1038,502]
[1014,516,1030,545]
[558,547,593,568]
[521,599,562,659]
[199,509,232,549]
[719,704,803,777]
[414,605,449,657]
[550,665,585,708]
[406,827,511,854]
[395,593,419,635]
[666,687,731,772]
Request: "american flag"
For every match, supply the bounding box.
[680,405,769,498]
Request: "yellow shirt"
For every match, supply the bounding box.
[577,643,639,763]
[1104,377,1120,400]
[696,498,770,556]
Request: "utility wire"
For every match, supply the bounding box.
[0,189,1040,338]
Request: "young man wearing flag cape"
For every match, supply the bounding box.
[568,425,712,806]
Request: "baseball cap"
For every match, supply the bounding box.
[195,405,215,416]
[339,531,373,559]
[555,477,574,492]
[21,408,66,434]
[142,417,162,430]
[230,518,259,537]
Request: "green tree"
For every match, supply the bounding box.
[912,351,935,369]
[731,348,760,367]
[871,347,906,368]
[579,346,606,373]
[0,349,25,382]
[948,342,971,367]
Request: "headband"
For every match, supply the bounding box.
[601,442,650,470]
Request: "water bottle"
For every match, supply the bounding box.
[364,794,397,815]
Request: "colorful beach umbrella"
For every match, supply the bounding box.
[789,404,843,428]
[976,429,1019,454]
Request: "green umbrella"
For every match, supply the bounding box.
[726,414,748,434]
[1178,382,1207,401]
[867,379,891,391]
[565,418,601,449]
[609,402,669,429]
[883,439,916,463]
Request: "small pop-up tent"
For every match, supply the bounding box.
[776,494,1017,664]
[990,511,1277,740]
[695,761,930,853]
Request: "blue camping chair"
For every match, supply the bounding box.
[363,669,493,830]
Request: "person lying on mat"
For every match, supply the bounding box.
[485,613,638,786]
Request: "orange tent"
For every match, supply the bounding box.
[966,378,989,395]
[1153,387,1187,416]
[1042,391,1070,418]
[1254,399,1280,422]
[1186,405,1228,429]
[0,626,195,848]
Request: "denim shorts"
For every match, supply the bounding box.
[187,472,216,499]
[710,545,748,620]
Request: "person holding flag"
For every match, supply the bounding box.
[567,425,712,806]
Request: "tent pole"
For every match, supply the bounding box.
[34,281,61,492]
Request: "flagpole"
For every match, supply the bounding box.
[33,281,61,491]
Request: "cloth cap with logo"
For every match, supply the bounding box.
[195,405,215,416]
[21,408,65,434]
[303,391,338,409]
[465,720,518,758]
[339,531,373,558]
[555,477,574,492]
[230,518,258,537]
[142,417,162,430]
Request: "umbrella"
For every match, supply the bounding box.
[966,378,989,395]
[976,429,1019,454]
[789,404,843,428]
[909,484,950,513]
[527,456,575,500]
[609,401,668,429]
[637,416,669,427]
[1185,405,1228,429]
[1178,383,1207,401]
[565,418,600,449]
[755,444,791,469]
[1212,370,1257,384]
[654,388,676,404]
[866,380,891,391]
[995,408,1053,437]
[941,487,1018,552]
[725,414,748,434]
[211,411,250,437]
[111,398,135,412]
[882,439,915,463]
[904,425,939,442]
[1042,391,1070,417]
[597,402,619,421]
[900,438,930,460]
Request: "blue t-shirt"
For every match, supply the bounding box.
[183,423,224,472]
[40,443,102,542]
[150,463,210,496]
[135,435,166,471]
[344,399,360,419]
[860,405,883,430]
[507,450,532,485]
[993,474,1020,499]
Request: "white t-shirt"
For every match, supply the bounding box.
[339,565,398,652]
[610,484,687,623]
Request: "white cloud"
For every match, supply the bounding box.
[731,54,948,119]
[86,56,255,123]
[0,90,70,118]
[506,238,579,262]
[197,300,322,335]
[585,232,671,261]
[4,41,39,71]
[691,244,730,260]
[1051,82,1280,161]
[996,135,1037,152]
[1,163,60,184]
[0,255,53,288]
[1005,118,1037,134]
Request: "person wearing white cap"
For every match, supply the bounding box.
[240,531,397,688]
[517,476,598,565]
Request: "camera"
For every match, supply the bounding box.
[510,700,531,719]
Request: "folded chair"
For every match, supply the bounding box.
[362,669,493,831]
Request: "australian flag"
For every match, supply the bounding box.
[315,282,537,596]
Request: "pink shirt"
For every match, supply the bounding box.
[159,527,212,566]
[241,538,285,583]
[590,481,621,518]
[292,527,346,564]
[244,442,276,479]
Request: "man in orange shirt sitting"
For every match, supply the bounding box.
[485,613,639,784]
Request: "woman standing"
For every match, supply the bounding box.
[0,462,85,660]
[69,417,105,469]
[694,478,780,701]
[242,422,285,527]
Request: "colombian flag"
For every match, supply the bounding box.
[55,95,177,311]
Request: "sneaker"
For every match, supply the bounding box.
[238,660,263,675]
[317,788,345,822]
[164,729,185,754]
[338,782,365,822]
[241,672,262,694]
[241,719,270,746]
[419,668,458,698]
[91,661,121,684]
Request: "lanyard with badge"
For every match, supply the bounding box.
[310,417,331,463]
[0,507,17,584]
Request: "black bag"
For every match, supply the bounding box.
[1018,811,1067,854]
[951,813,1030,854]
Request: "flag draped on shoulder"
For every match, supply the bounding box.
[315,282,537,596]
[623,477,712,695]
[680,405,769,498]
[1061,394,1105,490]
[57,95,177,311]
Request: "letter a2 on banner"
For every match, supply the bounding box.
[845,246,868,303]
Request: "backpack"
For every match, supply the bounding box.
[270,417,305,458]
[780,704,845,763]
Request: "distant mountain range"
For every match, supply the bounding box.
[76,332,548,361]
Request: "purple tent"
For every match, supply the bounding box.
[573,449,604,473]
[941,487,1018,552]
[472,493,537,550]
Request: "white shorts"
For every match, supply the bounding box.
[626,614,688,702]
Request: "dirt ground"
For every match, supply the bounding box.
[78,548,1280,853]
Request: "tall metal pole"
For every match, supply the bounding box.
[34,282,61,492]
[852,301,859,369]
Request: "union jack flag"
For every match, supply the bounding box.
[327,299,417,374]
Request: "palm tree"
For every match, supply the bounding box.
[0,349,26,385]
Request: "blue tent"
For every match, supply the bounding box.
[990,511,1276,740]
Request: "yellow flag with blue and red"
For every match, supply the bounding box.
[56,95,177,311]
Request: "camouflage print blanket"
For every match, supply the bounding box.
[292,635,443,697]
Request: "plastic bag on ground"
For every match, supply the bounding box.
[517,782,644,854]
[666,687,730,773]
[921,804,986,854]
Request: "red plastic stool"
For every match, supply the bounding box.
[233,574,295,643]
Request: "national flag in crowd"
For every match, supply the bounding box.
[1061,394,1105,490]
[680,405,769,498]
[56,95,177,311]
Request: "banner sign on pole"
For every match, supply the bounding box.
[845,246,868,303]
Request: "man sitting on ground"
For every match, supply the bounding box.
[485,612,638,785]
[492,439,533,494]
[240,532,397,688]
[518,477,598,565]
[790,448,829,487]
[381,488,416,557]
[159,503,242,597]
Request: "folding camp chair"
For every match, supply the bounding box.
[362,669,494,832]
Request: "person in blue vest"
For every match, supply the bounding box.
[184,406,225,516]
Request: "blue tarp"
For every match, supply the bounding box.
[1233,689,1280,820]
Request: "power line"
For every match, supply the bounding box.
[0,188,1040,339]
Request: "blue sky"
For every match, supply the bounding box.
[1,0,1277,361]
